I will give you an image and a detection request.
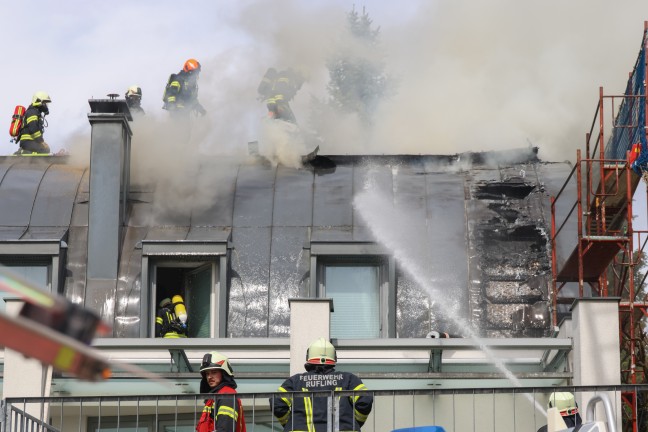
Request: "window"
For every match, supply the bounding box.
[140,241,227,338]
[0,259,51,312]
[151,261,216,338]
[310,242,395,338]
[321,262,381,338]
[0,240,63,313]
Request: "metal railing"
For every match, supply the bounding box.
[2,385,643,432]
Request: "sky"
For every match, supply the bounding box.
[1,1,647,174]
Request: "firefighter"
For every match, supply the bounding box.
[16,91,52,155]
[162,58,206,117]
[196,351,246,432]
[536,391,582,432]
[261,68,304,124]
[155,297,187,338]
[125,85,145,116]
[271,338,373,431]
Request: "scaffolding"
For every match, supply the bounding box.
[551,21,648,432]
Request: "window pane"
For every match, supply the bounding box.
[325,266,379,338]
[0,264,49,312]
[2,265,48,288]
[187,266,212,338]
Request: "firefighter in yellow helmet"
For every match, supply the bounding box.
[271,338,373,431]
[155,297,187,338]
[16,91,52,155]
[536,391,582,432]
[162,59,206,117]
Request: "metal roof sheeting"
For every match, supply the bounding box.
[0,150,576,339]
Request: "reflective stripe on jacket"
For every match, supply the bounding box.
[271,368,373,431]
[199,385,246,432]
[19,106,44,143]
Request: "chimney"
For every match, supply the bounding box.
[85,97,132,330]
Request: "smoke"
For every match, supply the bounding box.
[2,0,646,208]
[365,0,648,161]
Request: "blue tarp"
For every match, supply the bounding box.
[604,29,647,174]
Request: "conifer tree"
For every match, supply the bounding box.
[325,5,391,124]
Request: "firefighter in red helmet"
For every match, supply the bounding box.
[162,58,206,117]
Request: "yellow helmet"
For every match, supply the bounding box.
[200,351,234,377]
[32,91,52,106]
[305,338,337,365]
[548,392,578,416]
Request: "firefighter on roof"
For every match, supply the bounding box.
[271,338,373,431]
[155,297,187,338]
[16,91,52,155]
[196,351,246,432]
[125,85,145,116]
[162,59,206,117]
[259,68,304,123]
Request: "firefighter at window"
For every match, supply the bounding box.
[196,351,247,432]
[162,59,206,117]
[536,391,582,432]
[155,297,187,338]
[16,91,52,155]
[125,85,145,116]
[271,338,373,431]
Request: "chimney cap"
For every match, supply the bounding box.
[88,98,133,121]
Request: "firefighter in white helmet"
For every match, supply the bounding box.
[271,338,373,431]
[196,351,246,432]
[537,391,582,432]
[125,85,145,116]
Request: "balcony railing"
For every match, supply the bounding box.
[1,385,636,432]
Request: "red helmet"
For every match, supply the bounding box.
[183,59,201,73]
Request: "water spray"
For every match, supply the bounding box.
[353,185,547,416]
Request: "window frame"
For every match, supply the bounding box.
[0,240,65,295]
[140,240,228,338]
[309,242,396,338]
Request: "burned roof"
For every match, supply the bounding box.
[0,147,576,339]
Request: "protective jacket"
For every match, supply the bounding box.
[263,69,303,123]
[164,71,205,114]
[197,376,246,432]
[155,306,187,338]
[271,366,373,431]
[18,105,50,154]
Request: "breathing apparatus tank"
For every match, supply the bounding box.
[172,295,187,326]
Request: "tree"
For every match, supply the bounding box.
[325,5,392,125]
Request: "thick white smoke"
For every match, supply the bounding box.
[2,0,647,212]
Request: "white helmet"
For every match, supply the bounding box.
[548,392,579,416]
[305,338,337,365]
[125,85,142,99]
[200,351,234,377]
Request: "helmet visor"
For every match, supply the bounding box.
[201,353,214,369]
